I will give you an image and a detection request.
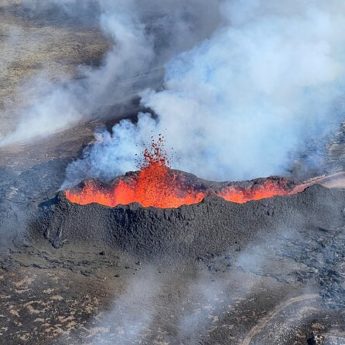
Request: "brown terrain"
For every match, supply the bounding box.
[1,2,345,345]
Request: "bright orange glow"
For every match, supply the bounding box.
[65,138,304,209]
[65,138,206,208]
[217,180,295,204]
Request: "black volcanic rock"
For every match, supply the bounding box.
[34,185,345,260]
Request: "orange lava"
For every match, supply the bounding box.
[65,137,205,208]
[217,180,293,204]
[65,137,304,209]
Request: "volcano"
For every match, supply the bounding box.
[60,138,331,263]
[40,173,342,260]
[4,1,345,344]
[1,148,342,345]
[4,142,345,345]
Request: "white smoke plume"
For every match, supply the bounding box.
[78,236,284,345]
[65,0,345,185]
[0,0,221,146]
[176,272,230,344]
[84,268,162,345]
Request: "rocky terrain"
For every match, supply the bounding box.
[1,148,345,344]
[0,0,109,136]
[2,1,345,345]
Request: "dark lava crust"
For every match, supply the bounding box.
[36,185,345,260]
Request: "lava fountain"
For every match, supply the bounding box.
[65,137,206,208]
[65,138,305,208]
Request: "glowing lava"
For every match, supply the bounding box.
[65,137,304,209]
[65,137,205,208]
[217,180,295,204]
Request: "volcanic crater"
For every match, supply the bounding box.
[39,170,341,260]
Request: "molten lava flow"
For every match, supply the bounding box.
[217,179,295,204]
[65,137,206,208]
[65,137,306,208]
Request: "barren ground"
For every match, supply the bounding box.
[1,3,345,345]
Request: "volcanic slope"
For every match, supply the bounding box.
[2,164,345,344]
[24,180,345,345]
[37,183,345,260]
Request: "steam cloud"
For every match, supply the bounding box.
[65,0,345,185]
[0,0,221,146]
[70,235,282,344]
[86,268,162,345]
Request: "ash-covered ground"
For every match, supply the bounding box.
[2,137,345,345]
[2,2,345,345]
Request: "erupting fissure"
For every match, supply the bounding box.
[65,137,205,208]
[219,180,297,204]
[65,137,302,208]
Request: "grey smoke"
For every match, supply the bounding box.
[0,0,221,146]
[85,268,162,345]
[65,0,345,185]
[79,233,286,345]
[63,114,158,188]
[176,273,230,344]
